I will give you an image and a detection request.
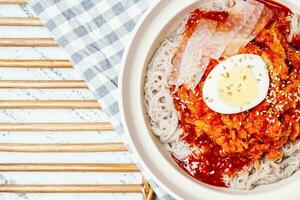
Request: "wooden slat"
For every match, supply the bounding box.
[0,100,100,109]
[0,59,72,68]
[0,184,142,193]
[0,38,58,47]
[0,17,43,26]
[0,163,138,172]
[0,143,126,152]
[0,80,87,89]
[0,6,154,199]
[0,122,114,131]
[0,0,26,4]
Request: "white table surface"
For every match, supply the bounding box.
[0,3,142,200]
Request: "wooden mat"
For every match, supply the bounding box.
[0,0,153,199]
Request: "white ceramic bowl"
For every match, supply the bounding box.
[119,1,300,199]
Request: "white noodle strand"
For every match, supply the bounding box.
[224,141,300,190]
[144,21,193,160]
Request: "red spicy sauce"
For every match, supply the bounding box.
[173,135,251,187]
[291,35,300,50]
[170,1,294,187]
[257,0,291,15]
[184,9,229,38]
[172,79,252,187]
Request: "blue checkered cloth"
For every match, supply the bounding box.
[29,0,175,199]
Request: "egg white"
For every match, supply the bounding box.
[203,54,269,114]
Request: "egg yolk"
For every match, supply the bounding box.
[218,67,259,106]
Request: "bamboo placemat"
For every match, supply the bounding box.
[0,0,153,199]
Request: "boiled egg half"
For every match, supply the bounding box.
[203,54,269,114]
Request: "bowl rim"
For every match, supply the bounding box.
[119,0,300,199]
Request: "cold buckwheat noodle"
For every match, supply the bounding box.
[144,0,300,190]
